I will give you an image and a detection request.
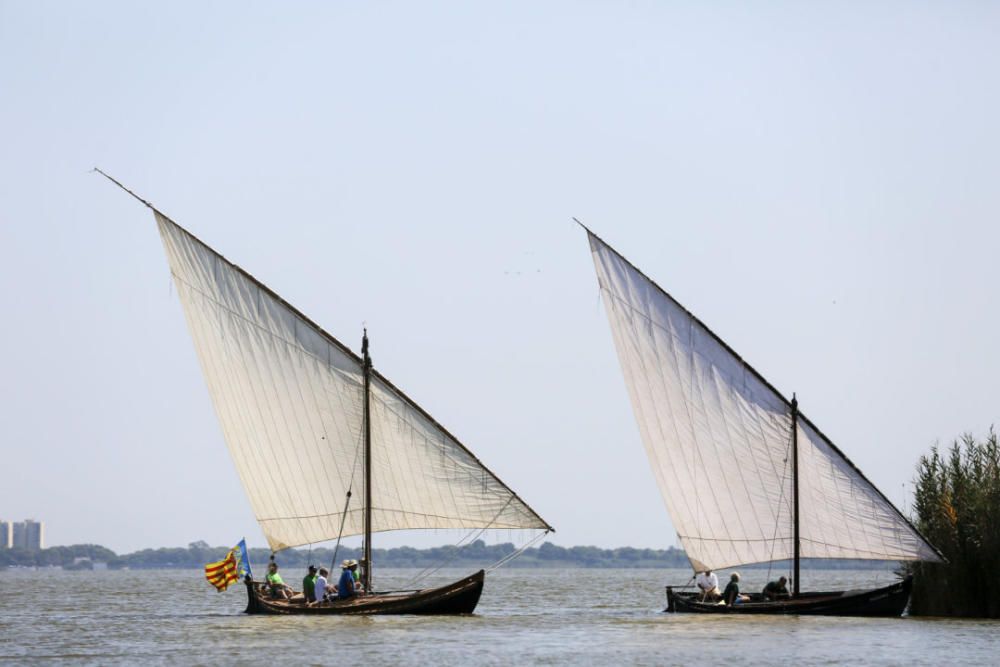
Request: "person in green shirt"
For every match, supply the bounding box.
[344,558,364,591]
[266,562,292,600]
[302,565,318,603]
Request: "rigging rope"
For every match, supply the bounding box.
[485,529,550,572]
[399,495,517,589]
[329,490,353,573]
[330,420,366,574]
[765,426,795,585]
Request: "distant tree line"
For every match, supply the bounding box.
[0,540,690,570]
[908,429,1000,618]
[3,538,901,572]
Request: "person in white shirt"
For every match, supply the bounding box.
[313,568,331,604]
[695,570,721,602]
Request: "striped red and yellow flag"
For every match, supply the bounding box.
[204,550,239,592]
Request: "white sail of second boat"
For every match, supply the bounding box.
[586,229,941,571]
[156,212,551,552]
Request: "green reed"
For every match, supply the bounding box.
[907,428,1000,617]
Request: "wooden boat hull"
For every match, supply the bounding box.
[665,576,912,617]
[245,570,485,615]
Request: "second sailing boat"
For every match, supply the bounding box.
[582,223,942,616]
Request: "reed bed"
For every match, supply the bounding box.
[907,429,1000,617]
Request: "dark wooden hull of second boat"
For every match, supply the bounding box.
[666,576,912,617]
[245,570,485,616]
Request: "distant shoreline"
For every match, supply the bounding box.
[2,541,900,571]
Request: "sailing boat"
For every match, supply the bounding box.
[98,170,552,615]
[581,223,943,616]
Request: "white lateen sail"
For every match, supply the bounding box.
[586,229,941,572]
[156,212,550,552]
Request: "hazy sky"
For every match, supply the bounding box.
[1,2,998,554]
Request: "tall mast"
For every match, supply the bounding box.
[791,393,800,597]
[362,329,373,594]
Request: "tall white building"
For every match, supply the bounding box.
[0,521,11,549]
[27,520,44,550]
[9,519,44,550]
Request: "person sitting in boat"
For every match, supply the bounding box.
[695,569,721,602]
[302,565,318,603]
[336,560,359,599]
[348,559,364,592]
[312,568,331,604]
[335,560,364,600]
[762,576,791,600]
[265,562,293,600]
[723,572,750,606]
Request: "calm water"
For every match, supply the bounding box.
[1,567,997,665]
